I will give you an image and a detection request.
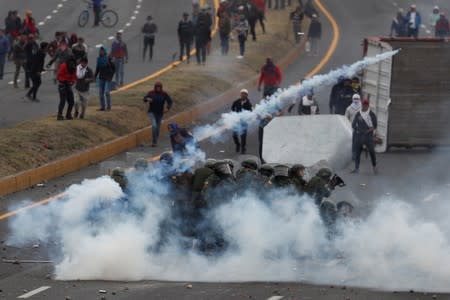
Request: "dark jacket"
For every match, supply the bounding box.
[231,98,253,112]
[308,20,322,38]
[334,85,353,115]
[178,19,194,42]
[194,17,211,43]
[143,90,173,115]
[25,40,39,63]
[352,111,377,136]
[75,66,94,92]
[142,22,158,38]
[94,57,115,81]
[30,49,46,73]
[0,35,10,55]
[12,40,26,61]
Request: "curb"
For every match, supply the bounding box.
[0,21,308,198]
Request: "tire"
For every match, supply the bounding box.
[78,10,89,27]
[100,10,118,28]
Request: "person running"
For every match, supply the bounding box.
[56,56,77,120]
[142,16,158,61]
[94,46,115,111]
[231,89,253,154]
[110,32,128,87]
[25,42,47,102]
[143,81,173,147]
[257,57,282,97]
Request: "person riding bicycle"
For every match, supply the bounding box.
[91,0,103,26]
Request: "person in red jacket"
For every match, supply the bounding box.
[56,57,77,120]
[22,10,38,36]
[257,57,282,97]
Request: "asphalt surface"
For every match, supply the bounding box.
[0,0,191,127]
[1,0,450,299]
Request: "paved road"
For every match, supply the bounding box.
[1,0,450,299]
[0,0,193,127]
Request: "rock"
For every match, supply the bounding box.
[185,284,193,289]
[99,290,107,294]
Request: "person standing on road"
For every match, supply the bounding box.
[429,6,440,31]
[251,0,266,34]
[47,39,73,84]
[290,6,304,45]
[12,34,27,88]
[235,7,249,59]
[246,1,259,41]
[142,16,158,61]
[307,14,321,56]
[406,4,421,38]
[178,13,194,63]
[74,57,94,119]
[231,89,253,154]
[25,42,47,102]
[94,46,115,111]
[71,37,88,62]
[257,57,282,97]
[56,56,77,120]
[110,32,128,88]
[298,89,319,115]
[194,11,211,65]
[92,0,103,27]
[143,81,173,147]
[435,13,450,38]
[351,99,378,174]
[218,11,231,55]
[0,29,10,80]
[390,8,407,37]
[24,34,38,89]
[345,94,361,161]
[333,77,353,115]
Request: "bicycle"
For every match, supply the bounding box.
[78,2,118,28]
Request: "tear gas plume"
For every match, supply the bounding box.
[11,50,450,292]
[193,50,399,141]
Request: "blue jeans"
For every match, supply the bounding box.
[220,34,229,55]
[149,112,163,144]
[113,57,124,86]
[98,79,112,109]
[238,34,246,56]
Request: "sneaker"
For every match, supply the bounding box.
[74,111,79,118]
[97,108,105,111]
[79,114,84,119]
[151,142,157,147]
[235,144,240,153]
[57,115,64,121]
[14,83,18,88]
[373,166,378,174]
[236,55,244,59]
[65,115,73,120]
[24,94,32,101]
[106,107,111,111]
[350,168,359,174]
[32,98,40,102]
[241,148,246,155]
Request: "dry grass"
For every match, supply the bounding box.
[0,9,300,178]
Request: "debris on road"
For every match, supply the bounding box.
[99,289,107,294]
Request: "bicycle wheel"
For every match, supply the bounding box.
[78,10,89,27]
[100,10,118,28]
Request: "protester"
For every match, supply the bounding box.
[307,14,321,56]
[12,34,27,88]
[0,29,10,80]
[47,39,73,84]
[142,16,158,61]
[71,37,88,62]
[218,11,231,55]
[22,10,38,36]
[351,99,378,174]
[178,12,194,63]
[94,46,115,111]
[93,0,103,27]
[231,89,253,154]
[74,57,94,119]
[406,4,421,38]
[290,6,304,45]
[257,57,282,97]
[194,10,211,65]
[235,7,249,59]
[25,42,47,102]
[429,6,440,30]
[345,94,361,161]
[390,8,407,37]
[251,0,266,34]
[332,77,353,115]
[246,1,259,41]
[275,0,286,10]
[298,89,319,115]
[56,56,77,120]
[168,122,196,154]
[5,11,21,51]
[351,76,361,94]
[435,13,450,38]
[143,81,173,147]
[24,34,38,89]
[110,32,128,87]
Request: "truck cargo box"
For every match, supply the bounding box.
[362,37,450,151]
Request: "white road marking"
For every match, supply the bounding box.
[46,15,52,19]
[267,296,284,300]
[17,286,51,299]
[131,16,136,20]
[38,22,45,26]
[57,4,63,8]
[52,9,58,13]
[392,2,397,7]
[108,36,115,40]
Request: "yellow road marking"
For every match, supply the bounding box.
[0,0,340,222]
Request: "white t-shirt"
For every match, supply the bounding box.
[409,12,417,28]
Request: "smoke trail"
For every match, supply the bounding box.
[193,50,399,141]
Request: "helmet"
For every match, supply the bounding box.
[223,159,235,172]
[241,159,258,170]
[317,168,332,180]
[111,167,125,177]
[214,161,233,175]
[273,164,290,177]
[289,164,305,177]
[134,158,148,170]
[111,167,127,189]
[259,164,273,177]
[204,158,217,169]
[159,152,173,165]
